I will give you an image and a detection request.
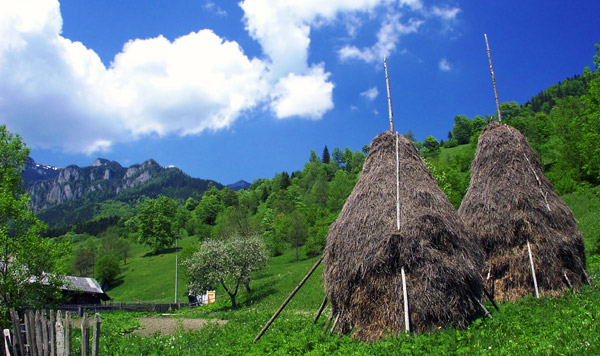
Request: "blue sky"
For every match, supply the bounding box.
[1,1,599,184]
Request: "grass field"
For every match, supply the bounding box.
[86,186,600,355]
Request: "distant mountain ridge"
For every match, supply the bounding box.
[23,157,228,227]
[227,180,251,191]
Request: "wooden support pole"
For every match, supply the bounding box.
[484,34,502,123]
[313,296,328,324]
[526,239,540,298]
[384,57,394,132]
[253,256,324,343]
[81,314,88,356]
[91,314,100,356]
[329,313,340,336]
[470,291,492,319]
[401,267,410,332]
[482,287,500,312]
[563,271,574,290]
[395,133,400,231]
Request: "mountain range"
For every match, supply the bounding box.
[23,157,250,228]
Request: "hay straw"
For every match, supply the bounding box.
[459,122,587,301]
[323,131,484,342]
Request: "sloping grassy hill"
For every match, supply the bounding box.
[89,186,600,355]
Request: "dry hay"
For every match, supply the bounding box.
[458,122,587,301]
[323,131,484,342]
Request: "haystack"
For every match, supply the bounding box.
[458,122,587,301]
[323,131,484,342]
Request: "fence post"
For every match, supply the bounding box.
[50,311,56,356]
[24,311,37,356]
[42,310,50,356]
[65,312,71,356]
[55,311,65,356]
[91,314,100,356]
[9,308,25,356]
[80,314,88,356]
[3,329,12,356]
[35,310,43,356]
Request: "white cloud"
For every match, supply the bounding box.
[337,1,460,64]
[239,0,381,78]
[0,0,269,153]
[431,6,460,20]
[439,58,451,71]
[339,13,422,63]
[360,87,379,101]
[0,0,462,155]
[270,65,334,119]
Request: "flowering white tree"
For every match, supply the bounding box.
[185,235,268,307]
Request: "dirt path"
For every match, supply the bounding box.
[132,316,228,337]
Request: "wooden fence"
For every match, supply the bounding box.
[2,308,100,356]
[57,302,185,315]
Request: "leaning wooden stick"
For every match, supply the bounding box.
[384,56,394,132]
[329,313,340,336]
[253,256,324,343]
[313,296,328,324]
[527,239,540,298]
[470,291,492,319]
[401,267,410,332]
[482,287,500,312]
[484,33,502,123]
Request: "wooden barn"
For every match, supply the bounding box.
[60,276,111,304]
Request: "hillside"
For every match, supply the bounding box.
[76,187,600,355]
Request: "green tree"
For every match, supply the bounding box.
[322,146,330,164]
[0,126,67,316]
[261,208,284,256]
[185,235,268,308]
[472,115,488,134]
[309,150,320,163]
[580,44,600,182]
[452,115,473,144]
[279,171,291,190]
[221,188,239,208]
[422,136,441,158]
[194,192,223,226]
[331,147,344,167]
[95,255,120,289]
[74,246,95,276]
[137,195,178,254]
[276,211,307,262]
[326,170,354,212]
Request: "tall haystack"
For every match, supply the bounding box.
[323,131,484,342]
[458,122,587,301]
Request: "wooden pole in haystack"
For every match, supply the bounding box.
[484,34,502,123]
[384,57,394,132]
[526,239,540,298]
